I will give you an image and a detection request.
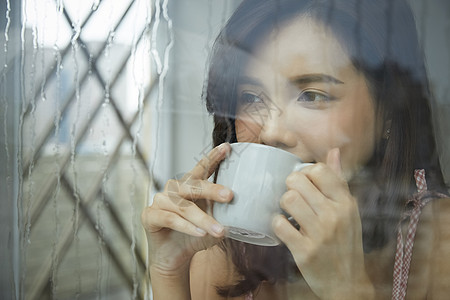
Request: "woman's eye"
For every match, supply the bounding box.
[240,92,263,104]
[297,90,331,102]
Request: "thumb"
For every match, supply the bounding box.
[326,148,344,179]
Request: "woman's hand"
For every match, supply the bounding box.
[273,148,375,299]
[141,143,233,276]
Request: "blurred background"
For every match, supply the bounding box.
[0,0,448,299]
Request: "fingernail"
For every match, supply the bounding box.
[195,227,207,236]
[219,188,231,200]
[211,223,224,234]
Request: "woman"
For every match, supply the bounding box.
[142,0,450,298]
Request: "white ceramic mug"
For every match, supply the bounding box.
[213,142,311,246]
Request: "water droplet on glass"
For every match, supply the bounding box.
[104,91,110,106]
[92,0,100,11]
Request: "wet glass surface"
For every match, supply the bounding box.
[0,0,449,299]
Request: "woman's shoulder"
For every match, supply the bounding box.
[430,194,450,209]
[415,194,450,245]
[190,245,245,299]
[419,194,450,297]
[422,194,450,231]
[429,195,450,241]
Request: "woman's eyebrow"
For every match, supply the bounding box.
[238,74,344,87]
[291,73,344,85]
[237,76,263,86]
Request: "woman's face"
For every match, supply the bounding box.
[235,17,382,180]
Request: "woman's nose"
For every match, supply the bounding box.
[259,110,297,148]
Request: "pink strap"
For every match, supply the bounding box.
[391,169,444,299]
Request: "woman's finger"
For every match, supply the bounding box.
[184,143,231,181]
[142,206,206,237]
[300,163,349,202]
[272,214,308,254]
[286,171,329,214]
[279,190,320,236]
[326,148,344,179]
[154,193,225,238]
[166,178,233,203]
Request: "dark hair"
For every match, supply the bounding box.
[204,0,447,296]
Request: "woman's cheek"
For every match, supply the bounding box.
[235,119,262,142]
